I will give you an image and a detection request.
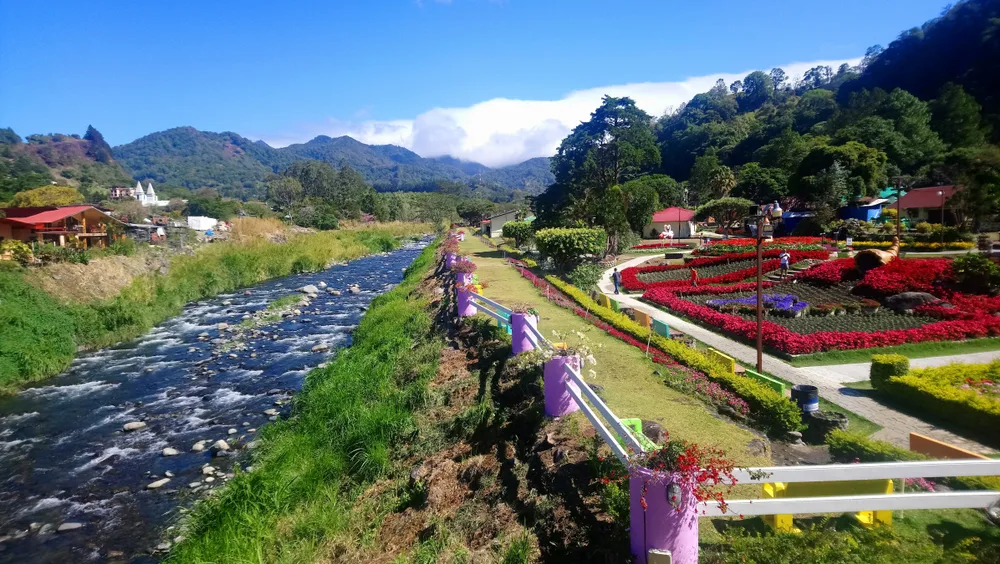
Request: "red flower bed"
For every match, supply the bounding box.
[853,258,953,298]
[644,286,1000,355]
[797,258,860,286]
[621,250,829,292]
[706,236,831,246]
[631,242,690,250]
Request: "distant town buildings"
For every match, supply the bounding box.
[109,181,171,207]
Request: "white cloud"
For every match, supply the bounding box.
[261,57,859,168]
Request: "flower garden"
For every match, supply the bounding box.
[624,241,1000,356]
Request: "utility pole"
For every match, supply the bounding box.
[895,177,903,239]
[756,214,764,373]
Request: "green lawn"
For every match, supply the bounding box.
[459,233,772,469]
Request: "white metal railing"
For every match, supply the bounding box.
[565,364,646,455]
[471,300,509,324]
[702,491,1000,517]
[701,459,1000,518]
[524,319,552,350]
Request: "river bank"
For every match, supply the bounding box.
[0,224,431,394]
[0,238,432,562]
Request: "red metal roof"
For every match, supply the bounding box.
[0,206,102,226]
[897,186,958,210]
[651,207,695,222]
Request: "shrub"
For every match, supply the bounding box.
[107,238,138,257]
[878,360,1000,435]
[545,276,801,434]
[501,221,534,248]
[534,227,607,270]
[869,354,910,390]
[915,221,935,234]
[952,252,1000,294]
[566,263,604,290]
[0,240,32,265]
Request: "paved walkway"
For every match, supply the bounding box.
[601,257,998,455]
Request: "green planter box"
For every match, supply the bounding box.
[744,369,787,396]
[652,319,670,337]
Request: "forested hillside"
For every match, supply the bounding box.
[535,0,1000,240]
[0,126,134,203]
[111,127,553,201]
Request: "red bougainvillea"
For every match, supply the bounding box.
[853,258,953,298]
[705,236,831,247]
[796,258,860,286]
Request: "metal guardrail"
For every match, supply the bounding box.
[524,320,551,350]
[565,364,646,455]
[702,491,1000,517]
[729,459,1000,484]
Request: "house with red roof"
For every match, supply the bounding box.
[645,207,696,238]
[0,205,124,249]
[896,185,960,225]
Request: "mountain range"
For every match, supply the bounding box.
[110,127,553,201]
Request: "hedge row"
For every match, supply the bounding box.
[871,358,1000,436]
[544,275,801,435]
[826,430,1000,491]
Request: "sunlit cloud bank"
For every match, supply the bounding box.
[262,58,859,168]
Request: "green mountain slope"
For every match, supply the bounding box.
[112,128,554,201]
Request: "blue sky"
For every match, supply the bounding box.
[0,0,948,165]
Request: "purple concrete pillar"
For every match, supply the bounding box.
[445,253,457,269]
[543,355,581,417]
[510,313,538,356]
[456,272,473,286]
[629,468,699,564]
[456,287,477,318]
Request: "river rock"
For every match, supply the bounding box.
[191,440,208,452]
[205,476,216,483]
[57,523,83,533]
[641,420,667,445]
[210,440,231,453]
[162,447,180,457]
[202,466,216,475]
[348,285,361,294]
[328,289,341,295]
[884,292,946,313]
[155,542,171,552]
[38,524,54,535]
[263,408,278,416]
[165,471,174,478]
[147,478,171,489]
[299,285,319,295]
[227,428,237,435]
[122,421,146,432]
[317,281,327,289]
[311,344,329,352]
[217,322,229,332]
[222,300,233,306]
[189,482,201,488]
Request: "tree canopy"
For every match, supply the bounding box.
[10,185,85,207]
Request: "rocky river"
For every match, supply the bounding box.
[0,238,429,563]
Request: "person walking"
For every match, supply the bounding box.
[690,268,699,287]
[779,250,791,279]
[612,267,622,294]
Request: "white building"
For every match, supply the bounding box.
[134,181,170,207]
[187,216,218,231]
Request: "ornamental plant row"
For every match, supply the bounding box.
[621,250,829,292]
[643,286,1000,355]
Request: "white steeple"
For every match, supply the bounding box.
[135,181,145,196]
[146,181,156,201]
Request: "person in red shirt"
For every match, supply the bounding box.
[690,268,698,287]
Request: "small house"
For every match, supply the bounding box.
[897,185,959,224]
[484,209,519,238]
[187,216,218,231]
[0,205,124,248]
[645,207,696,239]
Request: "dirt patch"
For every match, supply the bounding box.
[22,253,170,303]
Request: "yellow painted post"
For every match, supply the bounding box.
[597,294,612,308]
[762,483,795,532]
[761,479,894,533]
[707,348,736,375]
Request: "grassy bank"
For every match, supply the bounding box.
[167,240,441,562]
[0,225,428,394]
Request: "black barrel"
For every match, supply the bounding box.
[790,384,819,415]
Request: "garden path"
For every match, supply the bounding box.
[600,256,998,455]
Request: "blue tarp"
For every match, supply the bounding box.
[840,203,883,222]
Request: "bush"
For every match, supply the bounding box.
[566,263,603,290]
[535,227,607,270]
[878,361,1000,435]
[952,252,1000,294]
[869,354,909,390]
[108,238,138,257]
[915,221,935,234]
[0,240,32,265]
[501,221,534,248]
[545,275,801,434]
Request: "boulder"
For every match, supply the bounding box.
[227,428,237,435]
[311,344,330,352]
[191,440,208,452]
[641,420,667,445]
[348,285,361,294]
[327,289,341,296]
[804,411,849,444]
[210,440,230,453]
[57,523,83,533]
[299,285,319,295]
[217,323,229,332]
[162,447,180,457]
[317,281,327,289]
[263,408,278,416]
[884,292,946,313]
[147,478,171,489]
[202,466,216,475]
[122,421,146,432]
[746,439,769,457]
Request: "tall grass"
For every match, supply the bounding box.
[227,217,287,243]
[0,228,428,392]
[167,241,441,563]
